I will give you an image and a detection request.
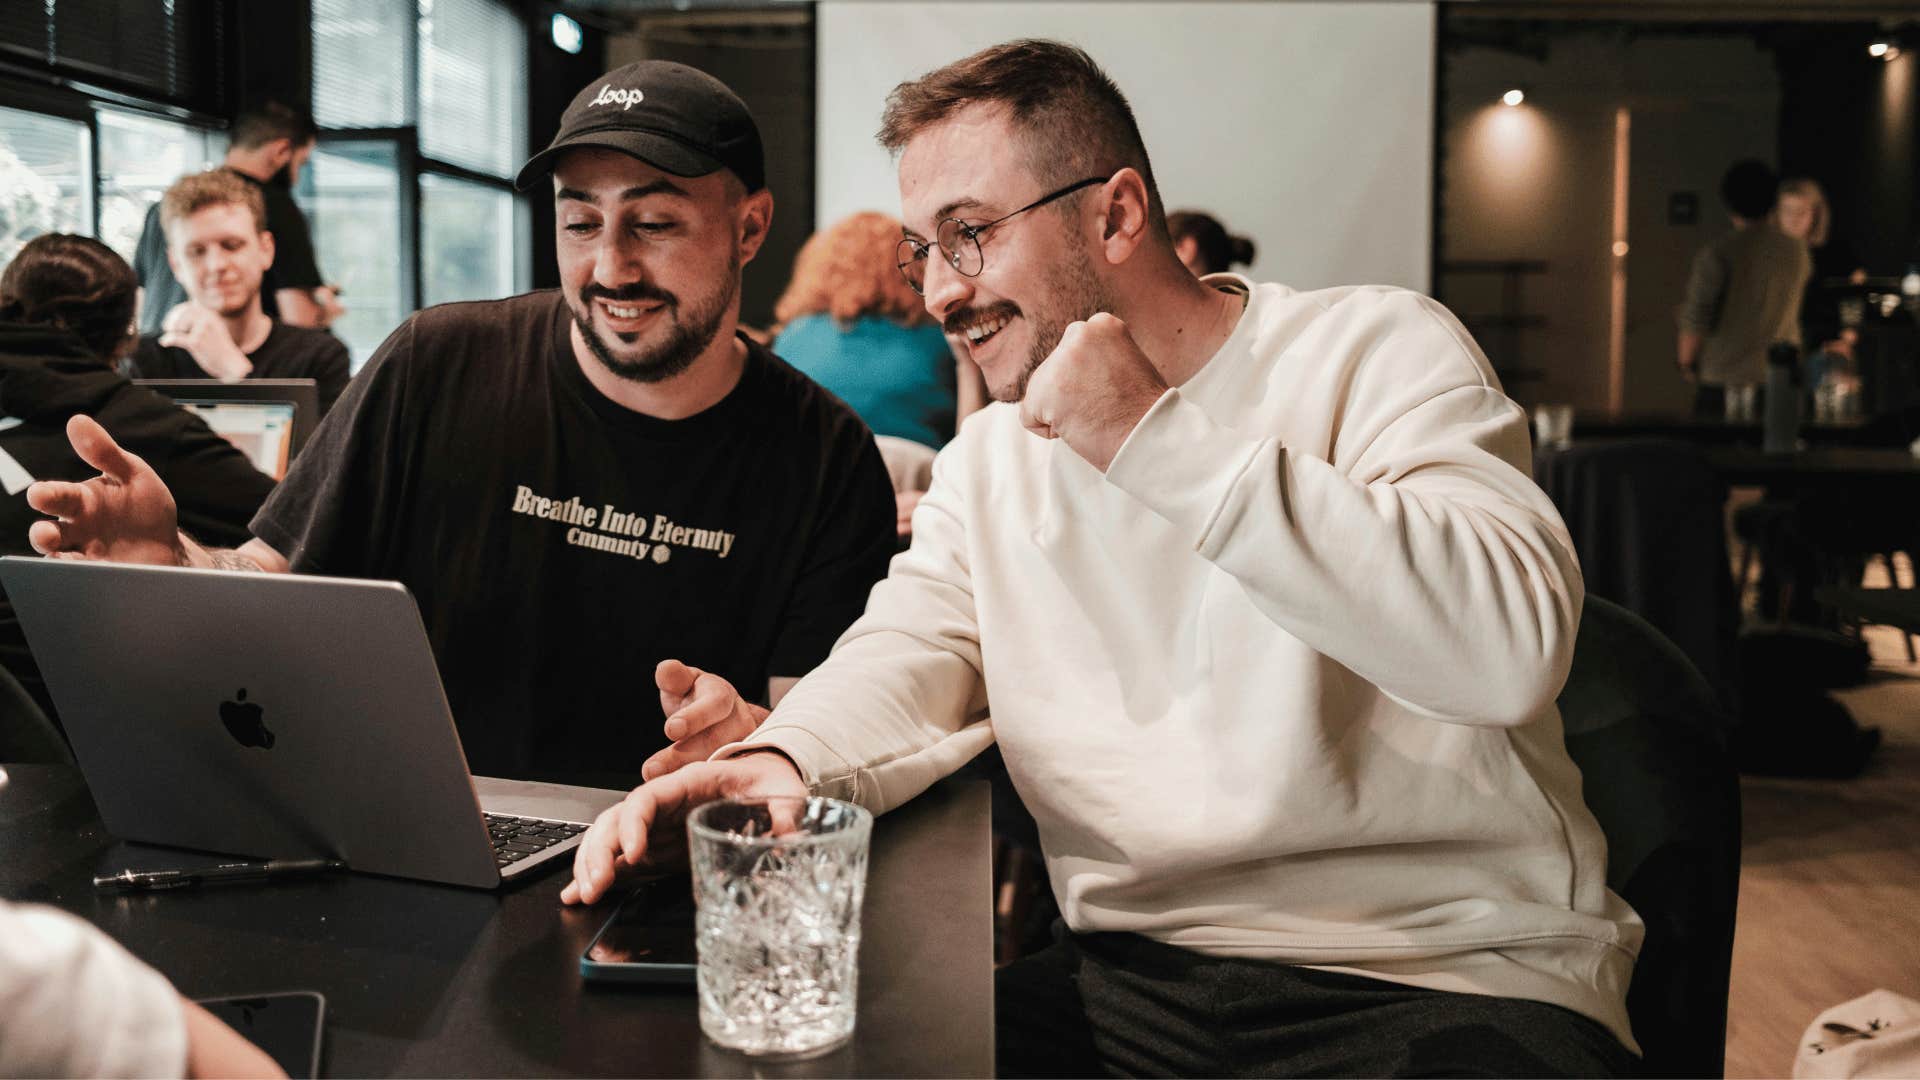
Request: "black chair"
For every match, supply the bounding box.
[0,661,71,764]
[1558,594,1742,1078]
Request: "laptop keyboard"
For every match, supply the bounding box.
[485,812,589,870]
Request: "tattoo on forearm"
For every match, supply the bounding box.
[206,550,260,573]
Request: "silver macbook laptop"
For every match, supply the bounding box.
[0,557,623,889]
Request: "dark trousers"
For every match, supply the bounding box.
[996,925,1641,1078]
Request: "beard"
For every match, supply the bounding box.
[948,243,1112,403]
[569,258,738,385]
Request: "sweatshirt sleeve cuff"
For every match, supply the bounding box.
[1104,387,1265,550]
[713,725,862,803]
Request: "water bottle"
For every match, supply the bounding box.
[1764,343,1801,454]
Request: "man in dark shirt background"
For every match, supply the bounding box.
[29,61,897,789]
[129,169,350,417]
[132,101,342,336]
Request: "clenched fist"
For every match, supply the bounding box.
[1018,312,1168,473]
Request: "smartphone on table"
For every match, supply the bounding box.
[580,875,698,984]
[195,990,325,1078]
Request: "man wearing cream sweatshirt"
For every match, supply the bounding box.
[566,40,1641,1077]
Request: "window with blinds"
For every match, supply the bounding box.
[311,0,527,177]
[0,0,226,110]
[312,0,412,130]
[302,140,409,370]
[417,0,526,178]
[306,0,528,359]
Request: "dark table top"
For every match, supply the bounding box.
[0,766,993,1078]
[1702,445,1920,485]
[1569,411,1875,446]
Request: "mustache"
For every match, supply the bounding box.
[944,301,1019,336]
[581,282,678,307]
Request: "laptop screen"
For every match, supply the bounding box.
[178,400,298,480]
[135,379,319,482]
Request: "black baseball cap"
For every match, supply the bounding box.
[514,60,765,193]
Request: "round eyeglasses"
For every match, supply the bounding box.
[895,176,1108,296]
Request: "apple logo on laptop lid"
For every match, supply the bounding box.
[220,689,275,749]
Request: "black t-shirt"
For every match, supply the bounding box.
[0,322,276,723]
[130,321,352,417]
[132,169,325,336]
[250,290,896,786]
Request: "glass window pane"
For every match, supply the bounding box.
[96,107,218,266]
[418,0,526,178]
[312,0,411,129]
[301,141,408,371]
[0,106,90,269]
[421,172,515,308]
[31,0,225,106]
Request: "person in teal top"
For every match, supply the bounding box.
[772,212,973,449]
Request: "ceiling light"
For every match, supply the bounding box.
[550,13,583,55]
[1502,89,1526,107]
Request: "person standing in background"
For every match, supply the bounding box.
[132,101,343,336]
[1677,160,1810,417]
[1775,176,1866,394]
[1167,209,1255,277]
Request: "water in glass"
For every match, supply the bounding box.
[689,796,872,1058]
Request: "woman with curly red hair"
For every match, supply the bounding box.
[772,211,974,449]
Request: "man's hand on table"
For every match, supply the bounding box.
[561,751,807,906]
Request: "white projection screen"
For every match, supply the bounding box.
[816,1,1436,293]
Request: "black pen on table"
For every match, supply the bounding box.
[93,858,347,893]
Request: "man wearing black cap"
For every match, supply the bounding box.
[25,62,897,789]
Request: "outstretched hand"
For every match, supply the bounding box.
[25,415,184,565]
[640,660,769,782]
[561,751,808,906]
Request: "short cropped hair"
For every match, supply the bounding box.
[877,39,1163,226]
[1720,159,1778,220]
[230,101,318,151]
[774,211,930,329]
[0,234,138,359]
[159,169,268,240]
